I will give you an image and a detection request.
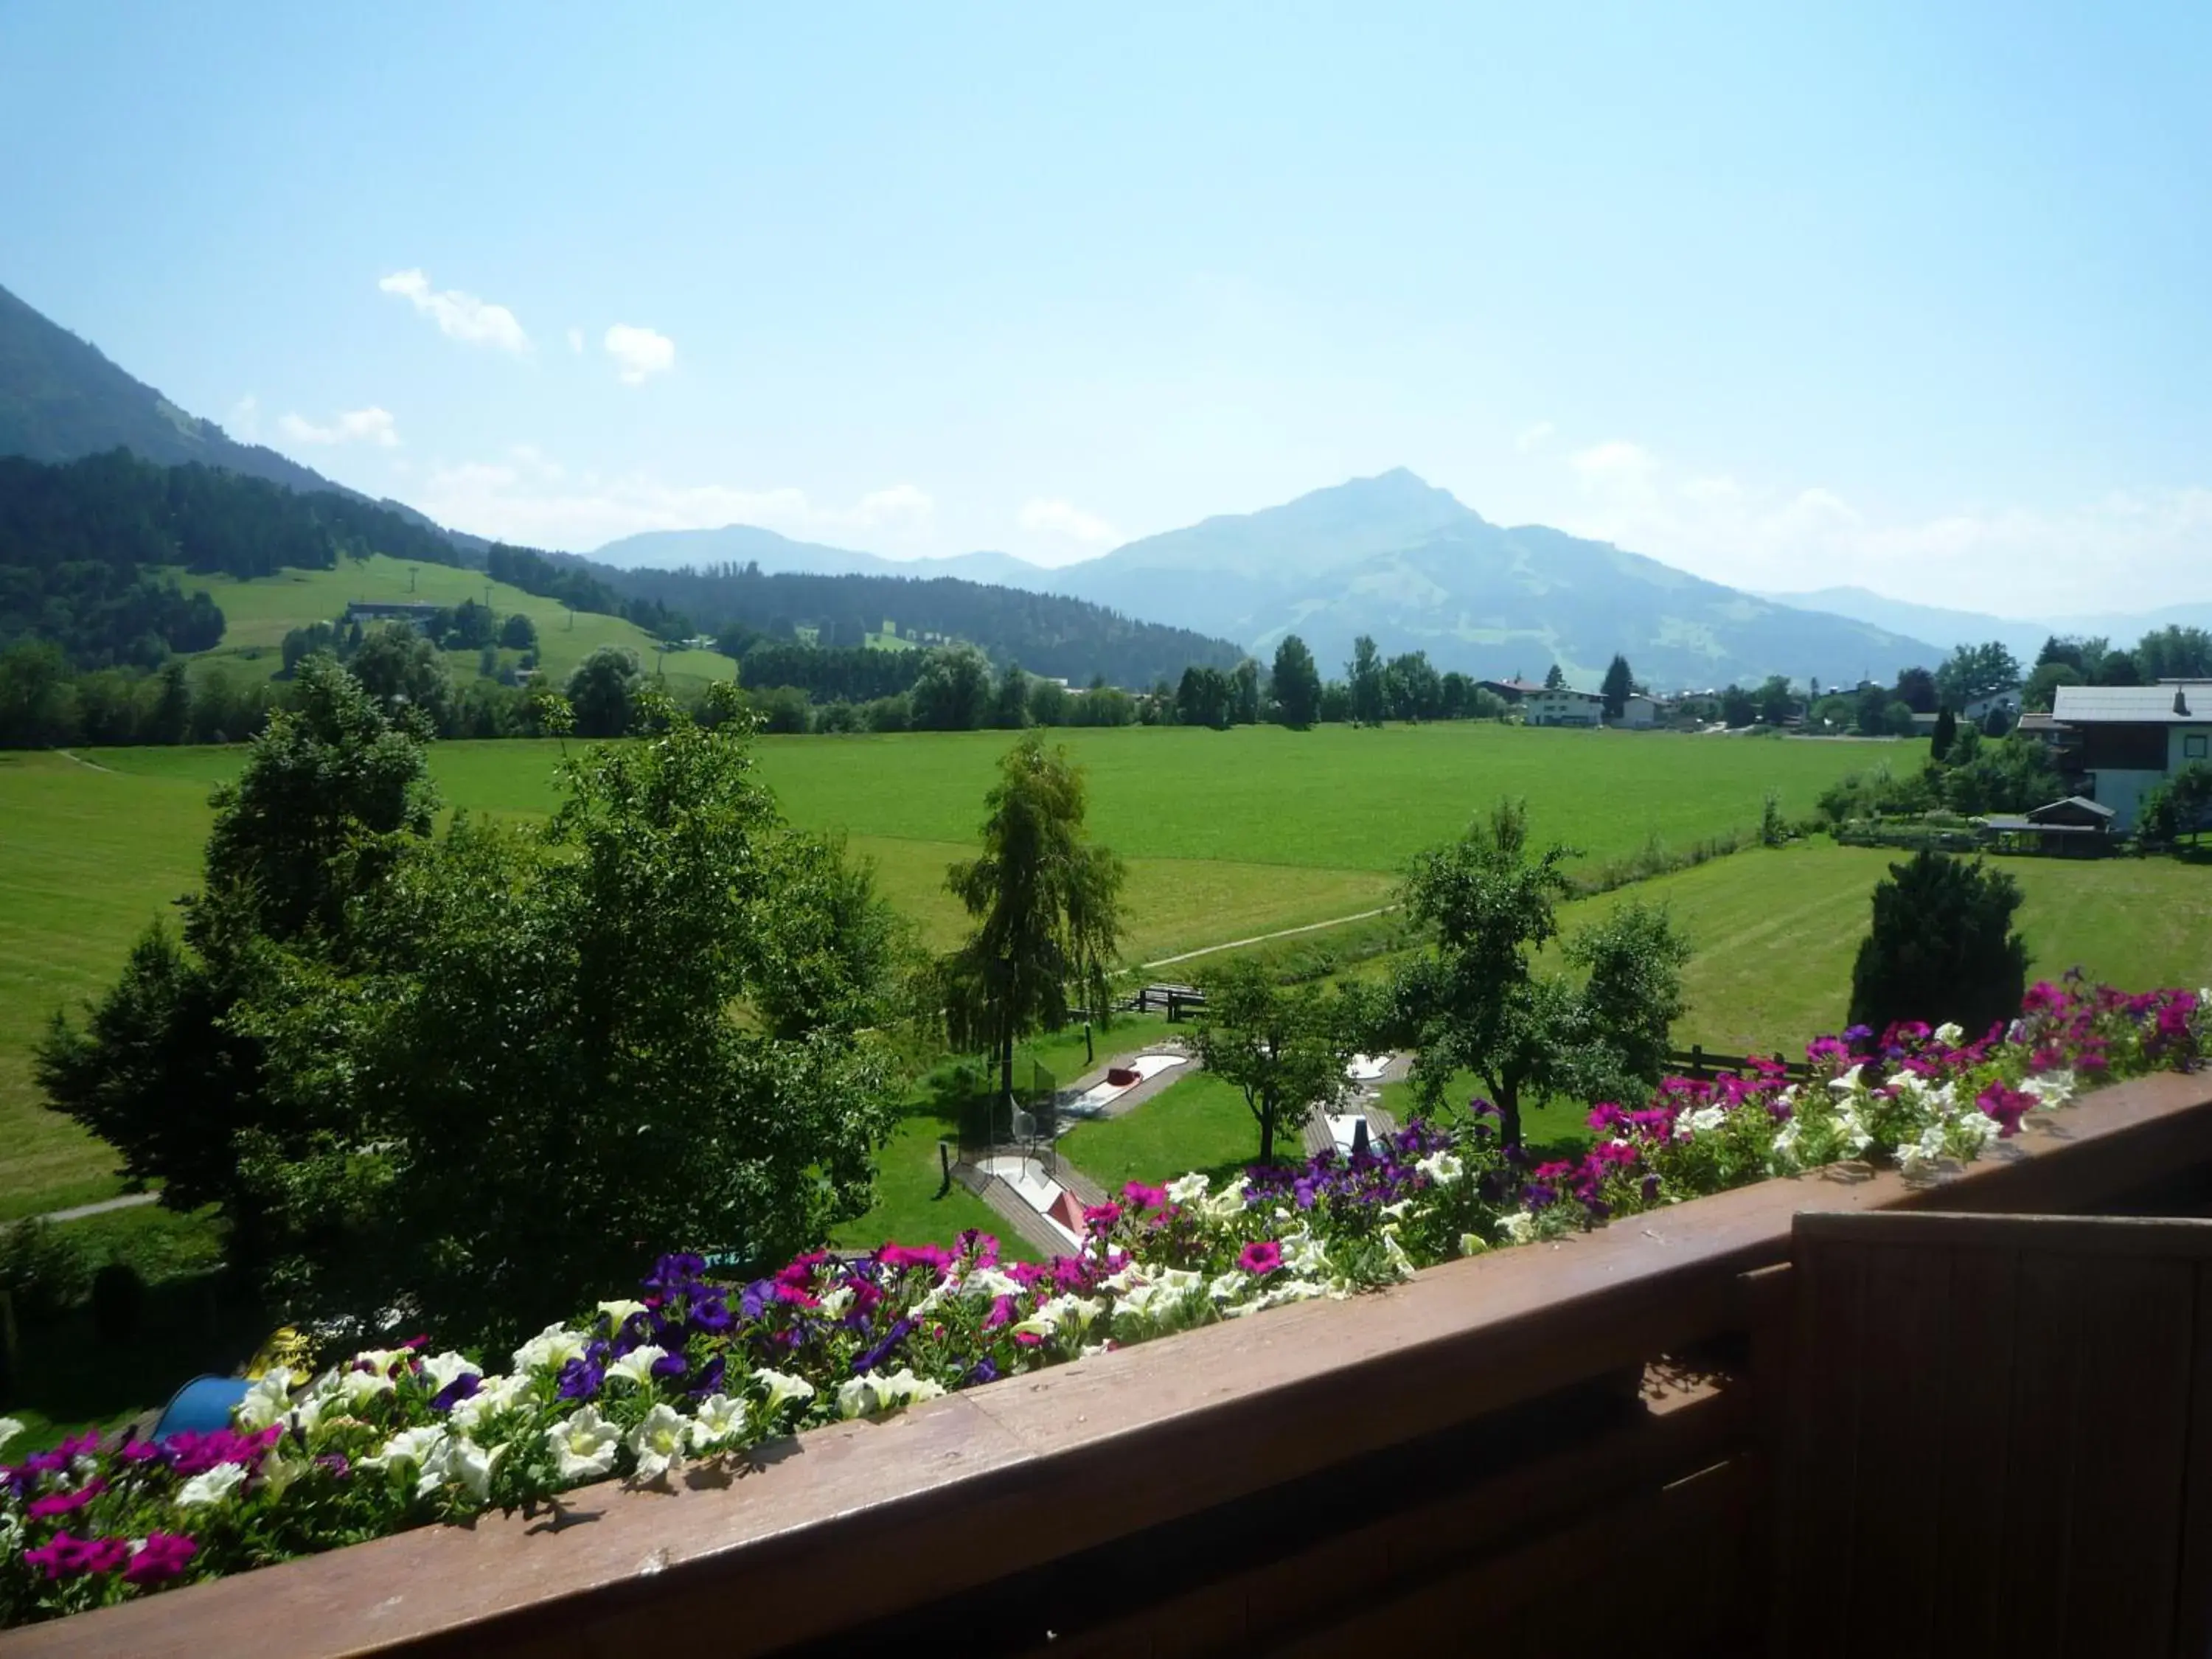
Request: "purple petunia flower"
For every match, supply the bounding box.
[24,1532,131,1579]
[27,1479,104,1520]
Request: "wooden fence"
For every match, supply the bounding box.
[1665,1044,1816,1083]
[25,1071,2212,1659]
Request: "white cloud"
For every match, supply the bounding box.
[378,268,531,353]
[603,323,675,384]
[566,327,585,355]
[1514,420,1555,453]
[1545,438,2212,615]
[1018,497,1123,548]
[276,406,400,448]
[411,453,933,552]
[227,394,260,442]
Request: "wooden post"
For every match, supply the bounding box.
[1690,1043,1705,1081]
[937,1141,951,1197]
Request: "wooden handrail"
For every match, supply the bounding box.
[18,1071,2212,1658]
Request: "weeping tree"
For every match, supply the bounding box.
[941,734,1126,1104]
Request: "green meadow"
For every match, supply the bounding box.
[5,723,2208,1222]
[166,554,734,693]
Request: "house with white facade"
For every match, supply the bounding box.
[1523,687,1605,728]
[2047,681,2212,830]
[1616,693,1660,729]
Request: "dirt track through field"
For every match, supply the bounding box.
[1140,906,1397,970]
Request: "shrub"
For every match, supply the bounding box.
[89,1262,146,1342]
[0,1220,92,1324]
[1848,851,2028,1039]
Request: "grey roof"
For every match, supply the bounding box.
[2050,681,2212,723]
[2028,795,2115,821]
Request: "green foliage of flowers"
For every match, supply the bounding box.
[6,978,2204,1630]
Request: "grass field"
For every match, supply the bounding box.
[164,554,734,693]
[7,724,2208,1222]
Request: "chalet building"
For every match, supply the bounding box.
[343,600,442,627]
[1615,692,1660,728]
[1475,676,1550,703]
[2047,680,2212,830]
[1523,686,1605,728]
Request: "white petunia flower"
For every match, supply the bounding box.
[2024,1071,2076,1110]
[1837,1103,1873,1157]
[546,1406,622,1481]
[836,1375,882,1419]
[0,1416,22,1456]
[816,1287,855,1320]
[596,1298,648,1324]
[627,1403,687,1481]
[688,1392,748,1451]
[364,1425,448,1472]
[512,1324,591,1376]
[874,1368,944,1408]
[605,1345,667,1388]
[752,1368,816,1416]
[420,1351,481,1393]
[1415,1150,1464,1185]
[422,1435,500,1502]
[448,1371,529,1433]
[1933,1022,1964,1046]
[232,1368,296,1432]
[339,1367,396,1406]
[1458,1233,1489,1256]
[1896,1124,1947,1175]
[1828,1065,1867,1096]
[175,1462,249,1508]
[1164,1172,1211,1206]
[1676,1105,1726,1141]
[1498,1211,1537,1246]
[959,1267,1026,1301]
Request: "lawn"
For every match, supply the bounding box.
[829,1014,1174,1255]
[1561,844,2212,1056]
[164,554,735,694]
[8,724,2205,1223]
[1058,1071,1266,1192]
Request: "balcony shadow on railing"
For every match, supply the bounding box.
[24,1071,2212,1659]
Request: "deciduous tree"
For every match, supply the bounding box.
[1192,959,1357,1165]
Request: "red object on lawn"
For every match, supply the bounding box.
[1107,1066,1140,1088]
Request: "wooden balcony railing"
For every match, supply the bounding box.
[18,1070,2212,1659]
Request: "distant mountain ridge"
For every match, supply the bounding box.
[591,522,1048,588]
[608,470,1944,689]
[1764,584,2212,664]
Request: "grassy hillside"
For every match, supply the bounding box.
[5,724,2206,1220]
[167,554,734,692]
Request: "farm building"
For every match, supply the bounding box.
[344,600,442,626]
[1523,687,1604,727]
[1615,692,1660,728]
[2046,680,2212,830]
[1475,677,1550,703]
[1978,794,2116,857]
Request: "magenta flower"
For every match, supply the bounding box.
[1082,1202,1122,1234]
[1121,1182,1168,1211]
[1978,1082,2035,1138]
[1237,1240,1284,1276]
[24,1532,131,1579]
[122,1531,199,1585]
[26,1478,105,1519]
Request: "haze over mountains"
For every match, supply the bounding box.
[10,273,2207,692]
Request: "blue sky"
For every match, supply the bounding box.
[3,1,2207,612]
